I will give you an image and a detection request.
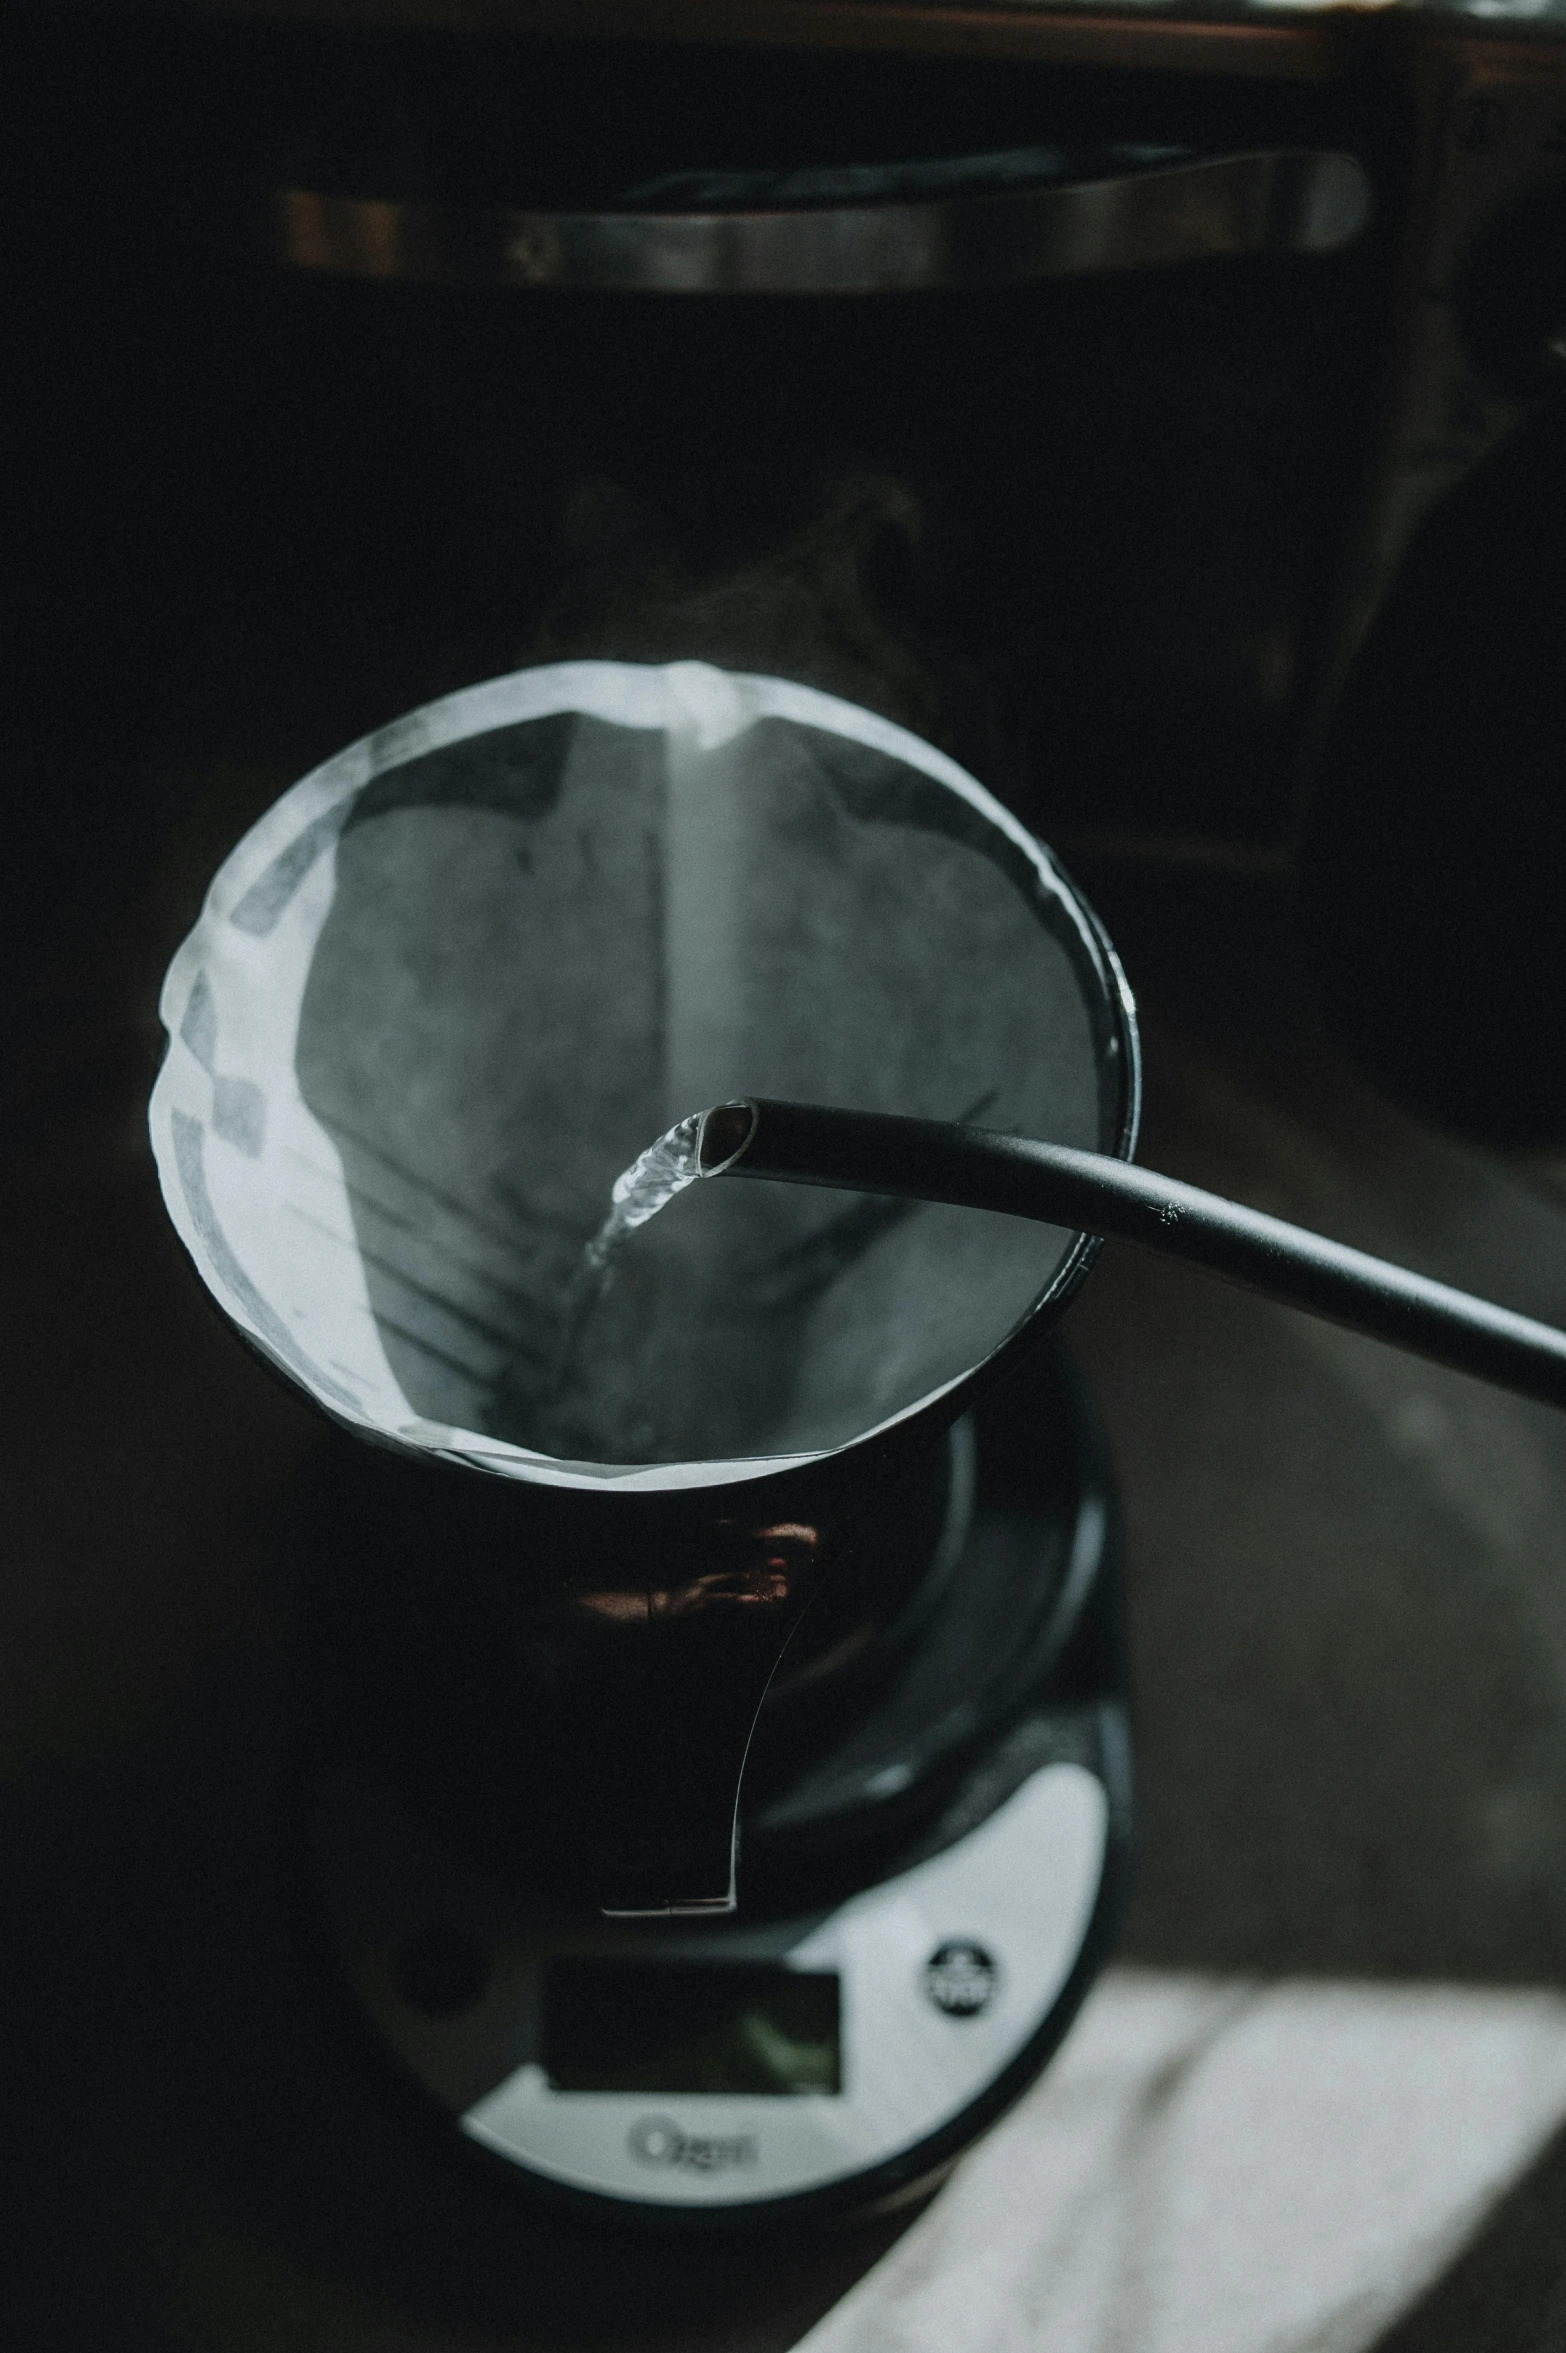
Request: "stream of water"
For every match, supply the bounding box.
[584,1110,708,1274]
[548,1111,710,1409]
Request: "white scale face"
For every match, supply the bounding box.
[461,1761,1107,2207]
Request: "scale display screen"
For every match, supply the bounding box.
[543,1960,841,2095]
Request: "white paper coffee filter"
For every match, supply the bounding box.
[149,660,1118,1491]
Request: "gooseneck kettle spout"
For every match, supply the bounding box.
[695,1098,1566,1412]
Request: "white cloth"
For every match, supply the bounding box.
[801,1968,1566,2353]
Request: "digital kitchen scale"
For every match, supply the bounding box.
[311,1345,1132,2225]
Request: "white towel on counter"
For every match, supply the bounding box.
[800,1967,1566,2353]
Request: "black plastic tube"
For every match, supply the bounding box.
[698,1098,1566,1412]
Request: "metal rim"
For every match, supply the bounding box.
[275,148,1372,296]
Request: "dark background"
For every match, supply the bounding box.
[7,12,1566,2346]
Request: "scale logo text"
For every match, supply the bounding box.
[629,2115,759,2172]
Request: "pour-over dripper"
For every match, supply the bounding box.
[148,660,1138,1911]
